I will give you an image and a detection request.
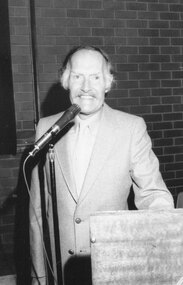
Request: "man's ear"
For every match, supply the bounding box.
[105,74,114,92]
[60,68,70,90]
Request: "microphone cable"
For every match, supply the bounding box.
[23,154,58,285]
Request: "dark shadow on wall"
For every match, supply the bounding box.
[14,146,54,285]
[127,186,137,210]
[0,196,17,275]
[41,81,71,118]
[0,1,16,154]
[14,147,32,285]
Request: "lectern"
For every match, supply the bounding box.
[90,209,183,285]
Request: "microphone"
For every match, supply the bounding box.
[29,104,81,157]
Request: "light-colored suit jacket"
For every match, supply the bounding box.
[29,103,174,284]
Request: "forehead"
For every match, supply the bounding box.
[70,49,105,73]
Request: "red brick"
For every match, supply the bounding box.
[35,0,52,8]
[117,64,138,72]
[127,37,148,45]
[149,20,169,28]
[139,29,159,37]
[140,97,160,105]
[171,38,183,45]
[171,21,183,29]
[104,19,125,28]
[164,130,183,138]
[79,0,102,9]
[54,0,77,9]
[140,80,160,88]
[154,139,173,147]
[67,9,90,18]
[128,55,149,63]
[138,11,159,20]
[79,18,103,27]
[139,46,159,54]
[148,3,168,12]
[174,121,183,129]
[175,138,183,146]
[139,63,159,71]
[162,80,181,88]
[67,27,91,36]
[150,55,170,62]
[163,112,183,121]
[130,105,151,115]
[143,114,162,123]
[118,97,139,107]
[172,71,183,79]
[160,29,180,37]
[42,8,66,17]
[130,89,151,97]
[152,88,172,96]
[103,36,124,45]
[10,16,28,26]
[148,130,163,139]
[150,37,169,45]
[127,2,147,11]
[151,71,171,80]
[92,28,114,37]
[160,12,179,20]
[116,46,138,54]
[162,96,181,104]
[129,71,149,80]
[170,4,183,12]
[116,28,138,37]
[161,46,180,54]
[152,105,172,113]
[91,9,114,18]
[80,37,103,46]
[116,10,136,19]
[103,0,125,10]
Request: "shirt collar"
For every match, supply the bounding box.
[73,105,103,136]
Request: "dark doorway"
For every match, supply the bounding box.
[0,2,16,154]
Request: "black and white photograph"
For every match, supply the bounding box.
[0,1,183,285]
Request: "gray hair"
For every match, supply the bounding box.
[60,46,115,92]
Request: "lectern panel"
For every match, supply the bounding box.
[90,210,183,285]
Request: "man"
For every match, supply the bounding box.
[29,46,174,285]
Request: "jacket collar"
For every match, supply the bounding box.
[54,103,117,204]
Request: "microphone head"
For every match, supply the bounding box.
[70,104,81,117]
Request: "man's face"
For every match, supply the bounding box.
[68,49,108,118]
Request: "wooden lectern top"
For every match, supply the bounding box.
[90,209,183,285]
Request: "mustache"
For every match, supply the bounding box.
[78,92,95,97]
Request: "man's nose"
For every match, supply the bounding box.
[81,78,90,92]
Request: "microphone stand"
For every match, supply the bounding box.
[27,105,80,284]
[48,144,63,285]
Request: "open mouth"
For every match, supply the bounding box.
[78,94,95,99]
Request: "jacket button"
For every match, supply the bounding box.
[68,249,74,255]
[75,218,81,224]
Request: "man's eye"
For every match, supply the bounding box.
[91,75,99,80]
[75,75,81,79]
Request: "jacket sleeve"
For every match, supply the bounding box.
[29,119,48,285]
[130,117,174,210]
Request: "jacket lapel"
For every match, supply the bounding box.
[78,105,117,204]
[54,126,78,203]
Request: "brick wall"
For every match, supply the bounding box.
[0,0,183,276]
[0,0,34,276]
